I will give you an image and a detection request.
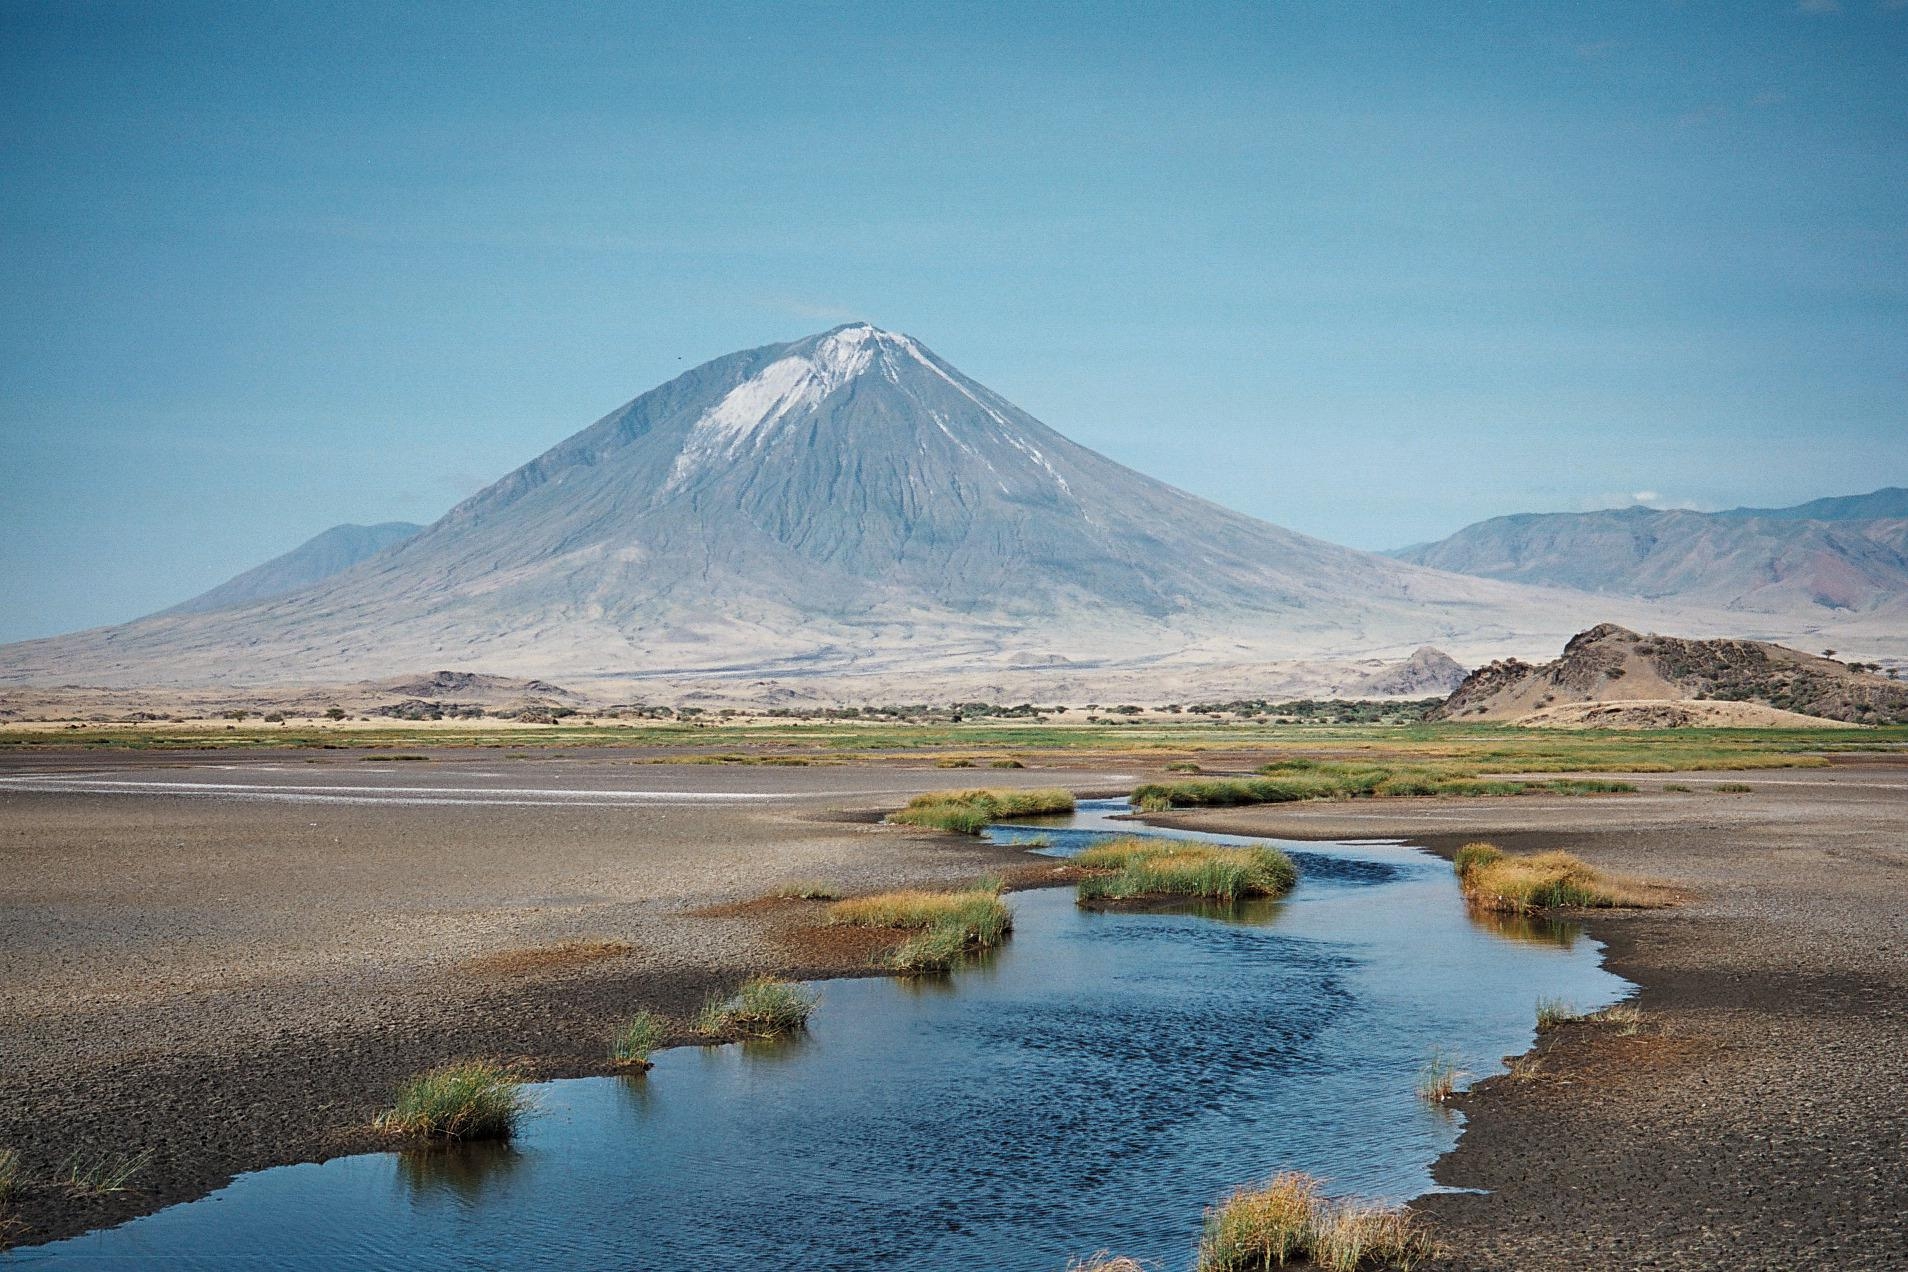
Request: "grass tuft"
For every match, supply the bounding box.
[1074,837,1296,906]
[611,1010,669,1067]
[1594,1003,1645,1035]
[695,975,817,1037]
[829,885,1013,974]
[1714,782,1753,793]
[1535,997,1582,1030]
[1453,842,1663,913]
[1131,760,1640,812]
[1198,1173,1434,1271]
[53,1148,155,1196]
[1066,1255,1146,1272]
[889,787,1075,834]
[1416,1049,1466,1103]
[377,1061,531,1141]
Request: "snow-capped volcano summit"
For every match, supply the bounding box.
[0,327,1713,691]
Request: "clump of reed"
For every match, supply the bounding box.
[695,975,817,1037]
[610,1010,669,1067]
[1452,842,1662,913]
[377,1061,531,1141]
[828,883,1013,974]
[1416,1049,1466,1103]
[888,787,1075,834]
[1197,1172,1434,1271]
[1073,836,1296,906]
[1066,1256,1146,1272]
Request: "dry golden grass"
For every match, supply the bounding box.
[1197,1172,1434,1270]
[1453,842,1668,914]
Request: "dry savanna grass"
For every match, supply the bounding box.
[888,787,1075,834]
[827,884,1012,974]
[1074,837,1297,905]
[1452,842,1668,914]
[1197,1172,1435,1271]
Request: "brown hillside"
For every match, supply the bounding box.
[1434,624,1908,725]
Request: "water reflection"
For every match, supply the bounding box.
[395,1141,521,1204]
[1463,905,1583,949]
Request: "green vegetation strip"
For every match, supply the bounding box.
[1073,837,1297,905]
[1131,758,1649,811]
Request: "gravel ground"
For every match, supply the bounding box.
[0,747,1136,1246]
[1149,761,1908,1271]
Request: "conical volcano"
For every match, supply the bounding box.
[0,325,1681,692]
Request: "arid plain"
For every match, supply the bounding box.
[3,722,1904,1268]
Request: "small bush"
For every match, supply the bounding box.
[1075,837,1296,905]
[696,976,817,1037]
[889,787,1075,834]
[378,1061,531,1141]
[611,1011,669,1066]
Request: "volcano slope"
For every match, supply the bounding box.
[0,326,1709,695]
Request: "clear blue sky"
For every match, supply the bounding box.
[4,1,1905,642]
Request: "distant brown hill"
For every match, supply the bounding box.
[1434,624,1908,726]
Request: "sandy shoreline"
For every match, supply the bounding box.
[4,750,1904,1264]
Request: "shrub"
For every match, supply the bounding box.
[611,1011,669,1067]
[889,788,1075,834]
[696,976,817,1037]
[1074,837,1296,905]
[377,1062,531,1141]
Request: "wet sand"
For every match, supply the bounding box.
[1149,762,1908,1271]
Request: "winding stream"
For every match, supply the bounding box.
[17,799,1629,1270]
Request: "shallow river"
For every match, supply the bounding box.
[19,799,1629,1270]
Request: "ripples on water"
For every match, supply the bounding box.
[22,799,1628,1270]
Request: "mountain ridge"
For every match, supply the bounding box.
[2,327,1891,694]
